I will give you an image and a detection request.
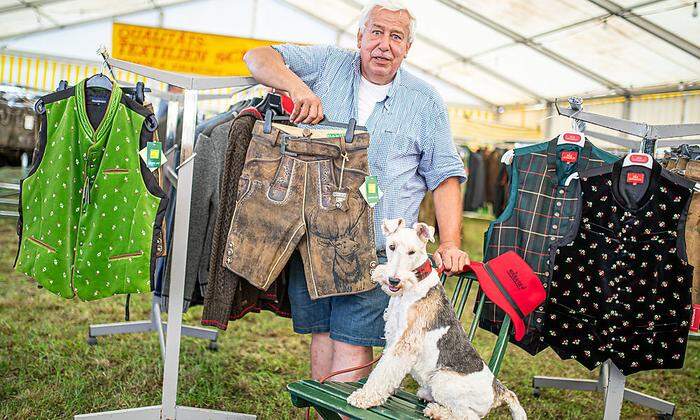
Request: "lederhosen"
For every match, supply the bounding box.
[545,160,694,375]
[477,138,617,355]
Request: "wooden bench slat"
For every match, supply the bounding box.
[288,380,429,419]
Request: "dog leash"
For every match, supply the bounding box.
[305,355,383,420]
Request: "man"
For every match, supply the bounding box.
[243,0,468,383]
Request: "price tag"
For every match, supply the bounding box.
[139,142,166,171]
[360,176,382,208]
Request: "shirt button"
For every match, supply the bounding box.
[550,236,556,241]
[556,202,562,207]
[552,224,558,230]
[554,212,560,217]
[558,189,564,194]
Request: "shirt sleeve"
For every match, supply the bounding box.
[270,44,332,88]
[418,100,467,191]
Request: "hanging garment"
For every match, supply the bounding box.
[224,122,378,299]
[15,80,168,300]
[160,120,231,312]
[202,113,290,330]
[477,137,617,355]
[492,160,509,218]
[677,160,700,328]
[463,151,486,211]
[545,159,695,375]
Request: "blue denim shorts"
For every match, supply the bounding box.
[287,251,389,347]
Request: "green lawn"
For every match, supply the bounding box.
[0,215,698,419]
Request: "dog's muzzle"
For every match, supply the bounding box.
[387,277,401,292]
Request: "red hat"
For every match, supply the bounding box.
[464,251,546,341]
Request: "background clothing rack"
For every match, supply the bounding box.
[75,57,257,420]
[532,98,700,420]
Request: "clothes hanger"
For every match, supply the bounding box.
[621,152,653,170]
[259,92,364,143]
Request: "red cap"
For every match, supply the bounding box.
[464,251,546,341]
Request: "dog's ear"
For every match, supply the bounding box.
[413,222,435,243]
[381,218,405,236]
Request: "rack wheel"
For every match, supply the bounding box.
[208,341,219,351]
[87,336,98,346]
[532,388,541,398]
[656,414,673,420]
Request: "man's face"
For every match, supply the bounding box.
[357,7,412,85]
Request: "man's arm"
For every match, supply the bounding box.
[432,177,469,275]
[243,46,324,124]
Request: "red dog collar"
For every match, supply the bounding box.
[413,259,435,281]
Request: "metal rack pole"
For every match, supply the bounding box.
[76,58,256,420]
[86,94,218,354]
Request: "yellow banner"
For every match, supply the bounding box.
[111,23,280,76]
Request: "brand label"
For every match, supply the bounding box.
[563,132,582,142]
[626,172,645,185]
[629,154,650,164]
[507,268,526,290]
[560,151,578,163]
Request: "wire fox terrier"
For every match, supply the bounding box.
[347,218,527,420]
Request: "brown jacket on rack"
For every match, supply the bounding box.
[201,112,290,330]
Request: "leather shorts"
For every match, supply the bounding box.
[224,122,377,299]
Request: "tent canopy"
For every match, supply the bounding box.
[0,0,698,107]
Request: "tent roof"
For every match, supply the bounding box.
[0,0,698,107]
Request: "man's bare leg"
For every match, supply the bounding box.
[310,332,334,381]
[330,340,374,382]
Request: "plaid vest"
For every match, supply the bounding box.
[477,138,618,355]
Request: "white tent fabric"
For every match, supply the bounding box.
[0,0,698,106]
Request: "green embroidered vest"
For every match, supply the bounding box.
[15,79,167,300]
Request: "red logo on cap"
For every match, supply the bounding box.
[560,151,578,163]
[563,133,582,142]
[627,172,645,185]
[629,154,649,164]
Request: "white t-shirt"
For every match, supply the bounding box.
[357,76,392,126]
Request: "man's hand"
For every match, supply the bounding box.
[433,242,469,276]
[289,83,324,125]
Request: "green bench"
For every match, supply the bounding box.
[287,272,512,419]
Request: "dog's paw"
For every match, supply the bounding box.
[423,402,453,420]
[347,389,387,409]
[416,386,434,402]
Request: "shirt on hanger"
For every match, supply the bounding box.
[357,76,391,126]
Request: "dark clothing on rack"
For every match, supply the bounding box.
[161,121,230,312]
[463,151,486,211]
[477,138,617,355]
[545,160,694,375]
[492,162,510,217]
[201,114,291,330]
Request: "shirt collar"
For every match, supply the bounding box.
[546,136,593,186]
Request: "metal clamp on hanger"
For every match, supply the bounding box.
[279,135,298,157]
[144,114,159,132]
[34,99,45,115]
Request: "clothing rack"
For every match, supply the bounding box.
[584,129,700,149]
[75,56,257,420]
[531,97,700,420]
[86,78,218,358]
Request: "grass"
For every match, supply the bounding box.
[0,206,698,419]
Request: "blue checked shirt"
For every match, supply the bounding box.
[271,44,467,249]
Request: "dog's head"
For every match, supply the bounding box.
[374,218,435,296]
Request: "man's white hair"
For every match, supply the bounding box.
[358,0,416,43]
